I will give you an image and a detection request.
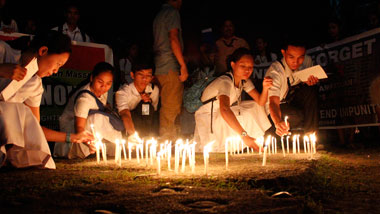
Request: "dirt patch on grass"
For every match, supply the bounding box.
[1,147,380,213]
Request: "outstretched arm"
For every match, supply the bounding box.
[269,96,289,136]
[248,77,273,106]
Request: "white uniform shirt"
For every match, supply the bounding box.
[73,83,108,118]
[199,72,255,112]
[115,82,159,112]
[5,75,43,107]
[264,55,313,112]
[52,23,90,42]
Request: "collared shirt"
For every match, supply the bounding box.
[215,36,250,73]
[5,74,43,107]
[153,3,183,75]
[264,55,313,112]
[52,23,90,42]
[198,72,255,112]
[115,82,159,112]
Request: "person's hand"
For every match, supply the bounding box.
[262,77,273,90]
[178,64,188,82]
[305,75,319,86]
[275,121,290,136]
[0,64,27,81]
[127,132,141,144]
[71,131,94,144]
[71,131,95,153]
[242,136,261,152]
[141,93,151,103]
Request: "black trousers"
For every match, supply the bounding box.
[268,84,319,134]
[130,101,158,137]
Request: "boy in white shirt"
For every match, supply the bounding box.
[116,58,159,139]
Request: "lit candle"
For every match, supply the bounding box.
[95,136,101,164]
[157,150,164,176]
[181,142,188,173]
[128,142,133,161]
[121,139,127,161]
[102,142,107,163]
[286,135,290,154]
[292,135,296,154]
[262,135,271,166]
[167,141,172,171]
[303,135,307,153]
[296,134,300,154]
[90,124,96,136]
[174,139,182,174]
[310,133,317,154]
[203,141,215,175]
[281,136,285,157]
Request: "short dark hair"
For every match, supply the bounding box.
[281,33,307,50]
[226,47,253,71]
[91,61,115,78]
[131,55,155,75]
[29,30,72,54]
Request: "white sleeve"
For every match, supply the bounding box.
[115,86,131,112]
[243,79,255,93]
[265,66,282,98]
[74,95,92,118]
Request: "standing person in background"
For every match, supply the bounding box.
[52,3,91,43]
[153,0,188,141]
[253,36,277,65]
[215,19,250,74]
[119,40,139,85]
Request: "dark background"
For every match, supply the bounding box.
[8,0,380,55]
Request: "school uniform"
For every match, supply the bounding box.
[115,82,159,137]
[194,72,271,152]
[0,69,56,169]
[55,83,121,159]
[265,56,319,132]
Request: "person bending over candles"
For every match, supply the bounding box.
[56,62,122,159]
[0,31,93,169]
[265,34,319,137]
[115,57,159,141]
[194,47,273,152]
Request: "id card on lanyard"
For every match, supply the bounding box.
[142,103,150,115]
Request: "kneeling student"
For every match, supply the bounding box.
[56,62,122,159]
[116,58,159,140]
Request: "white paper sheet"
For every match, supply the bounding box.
[293,65,328,82]
[0,58,38,101]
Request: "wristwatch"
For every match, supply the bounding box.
[241,131,248,137]
[66,132,71,143]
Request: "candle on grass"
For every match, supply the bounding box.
[296,134,300,154]
[292,135,296,154]
[167,141,172,171]
[157,150,165,176]
[174,139,183,174]
[121,139,127,161]
[181,142,188,173]
[310,133,317,154]
[115,139,121,166]
[262,135,271,166]
[286,135,290,154]
[95,136,101,164]
[281,136,286,157]
[203,141,215,175]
